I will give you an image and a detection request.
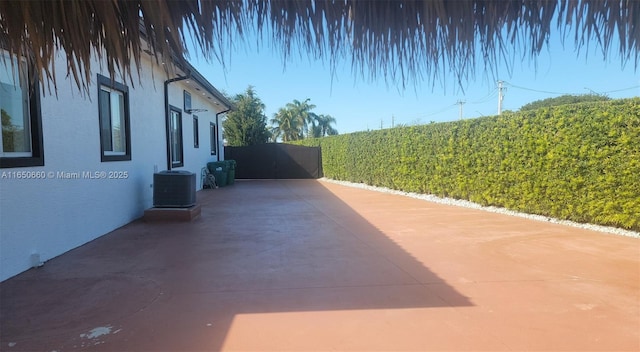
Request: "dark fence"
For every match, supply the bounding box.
[224,143,322,179]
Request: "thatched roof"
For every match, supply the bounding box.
[1,0,637,92]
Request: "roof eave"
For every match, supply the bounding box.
[182,60,235,111]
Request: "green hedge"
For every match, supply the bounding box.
[296,98,640,231]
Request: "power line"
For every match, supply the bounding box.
[410,89,496,121]
[401,80,637,124]
[504,81,640,95]
[503,81,572,95]
[414,104,457,119]
[469,90,498,104]
[600,85,640,94]
[417,89,498,119]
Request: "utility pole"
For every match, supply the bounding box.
[456,100,465,120]
[391,115,395,128]
[380,118,383,129]
[497,80,505,115]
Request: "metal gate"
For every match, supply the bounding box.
[224,143,322,179]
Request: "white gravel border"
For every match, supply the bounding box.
[320,178,640,239]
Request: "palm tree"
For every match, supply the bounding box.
[312,114,338,137]
[271,100,338,140]
[308,112,321,138]
[285,99,316,139]
[270,108,300,142]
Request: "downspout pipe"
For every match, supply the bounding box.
[164,75,189,170]
[215,109,230,162]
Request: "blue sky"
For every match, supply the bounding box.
[189,29,639,134]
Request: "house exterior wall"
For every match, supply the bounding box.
[0,52,227,281]
[167,81,226,170]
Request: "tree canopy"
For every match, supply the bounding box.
[270,99,316,142]
[520,94,611,111]
[311,114,339,138]
[1,0,638,92]
[270,99,338,142]
[222,86,270,146]
[270,107,301,143]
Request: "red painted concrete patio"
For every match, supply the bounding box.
[1,179,638,351]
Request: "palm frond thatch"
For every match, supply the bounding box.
[0,0,637,92]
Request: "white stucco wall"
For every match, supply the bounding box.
[0,52,227,281]
[167,80,225,182]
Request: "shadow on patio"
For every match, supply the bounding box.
[0,180,471,351]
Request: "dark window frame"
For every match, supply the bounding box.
[210,122,217,156]
[170,105,184,167]
[184,90,192,113]
[0,54,45,169]
[193,115,199,148]
[97,74,131,162]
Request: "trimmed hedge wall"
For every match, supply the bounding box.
[296,98,640,231]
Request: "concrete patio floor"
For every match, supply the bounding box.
[1,179,638,351]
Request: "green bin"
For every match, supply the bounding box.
[214,170,228,187]
[226,160,236,185]
[207,161,228,187]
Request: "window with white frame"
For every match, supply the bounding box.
[0,51,44,168]
[97,74,130,161]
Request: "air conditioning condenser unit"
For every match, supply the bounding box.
[153,170,196,208]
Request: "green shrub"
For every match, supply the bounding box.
[296,98,640,231]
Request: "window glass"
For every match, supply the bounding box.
[170,109,183,166]
[210,122,217,155]
[99,87,127,155]
[111,90,126,154]
[0,53,31,156]
[193,116,199,148]
[99,88,112,151]
[97,74,130,162]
